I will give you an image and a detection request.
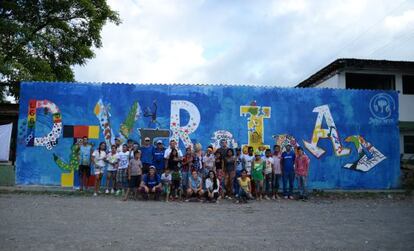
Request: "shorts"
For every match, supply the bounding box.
[163,183,170,194]
[171,180,181,191]
[79,165,90,177]
[129,175,141,188]
[117,168,128,188]
[94,166,105,175]
[107,170,117,176]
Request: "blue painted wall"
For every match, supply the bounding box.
[16,82,400,189]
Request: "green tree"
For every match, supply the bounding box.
[0,0,121,102]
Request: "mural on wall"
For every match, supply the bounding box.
[240,101,271,152]
[16,82,400,189]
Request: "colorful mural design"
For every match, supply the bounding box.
[273,134,299,151]
[240,101,271,152]
[210,130,238,150]
[16,82,400,189]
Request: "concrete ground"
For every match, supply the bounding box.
[0,192,413,251]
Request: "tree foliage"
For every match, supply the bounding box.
[0,0,120,101]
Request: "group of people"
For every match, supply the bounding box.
[78,136,310,203]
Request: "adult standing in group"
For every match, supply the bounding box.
[224,148,236,198]
[79,136,93,192]
[164,139,183,166]
[181,147,193,191]
[216,139,229,160]
[153,140,165,174]
[140,137,154,175]
[281,144,296,199]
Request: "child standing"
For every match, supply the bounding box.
[272,145,282,199]
[123,150,142,201]
[161,168,172,202]
[105,145,119,194]
[233,148,243,199]
[263,149,274,200]
[116,144,130,196]
[252,151,265,200]
[295,147,310,201]
[171,167,182,200]
[91,142,107,196]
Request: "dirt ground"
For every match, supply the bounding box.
[0,193,413,251]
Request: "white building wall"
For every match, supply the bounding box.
[315,74,339,88]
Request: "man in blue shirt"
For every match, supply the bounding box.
[140,137,154,175]
[153,140,165,174]
[281,144,296,199]
[139,166,161,200]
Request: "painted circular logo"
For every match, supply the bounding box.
[369,93,395,120]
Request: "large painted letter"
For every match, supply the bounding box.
[94,99,115,147]
[170,100,200,147]
[303,105,350,158]
[240,102,271,151]
[26,99,62,150]
[343,135,386,172]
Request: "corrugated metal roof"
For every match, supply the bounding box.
[296,58,414,88]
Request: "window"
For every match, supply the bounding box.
[402,75,414,95]
[346,73,395,90]
[404,136,414,154]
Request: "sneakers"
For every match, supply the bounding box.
[110,189,115,194]
[93,192,97,196]
[105,189,109,194]
[284,196,288,199]
[115,190,121,196]
[288,196,295,200]
[264,195,270,200]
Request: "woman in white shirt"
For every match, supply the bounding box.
[92,142,107,196]
[204,170,220,203]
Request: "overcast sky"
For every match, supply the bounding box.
[74,0,414,87]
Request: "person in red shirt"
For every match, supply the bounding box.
[294,147,310,201]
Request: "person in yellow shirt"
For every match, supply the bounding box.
[237,169,252,203]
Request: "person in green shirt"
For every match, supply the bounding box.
[252,151,265,200]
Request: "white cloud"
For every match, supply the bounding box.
[74,0,414,86]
